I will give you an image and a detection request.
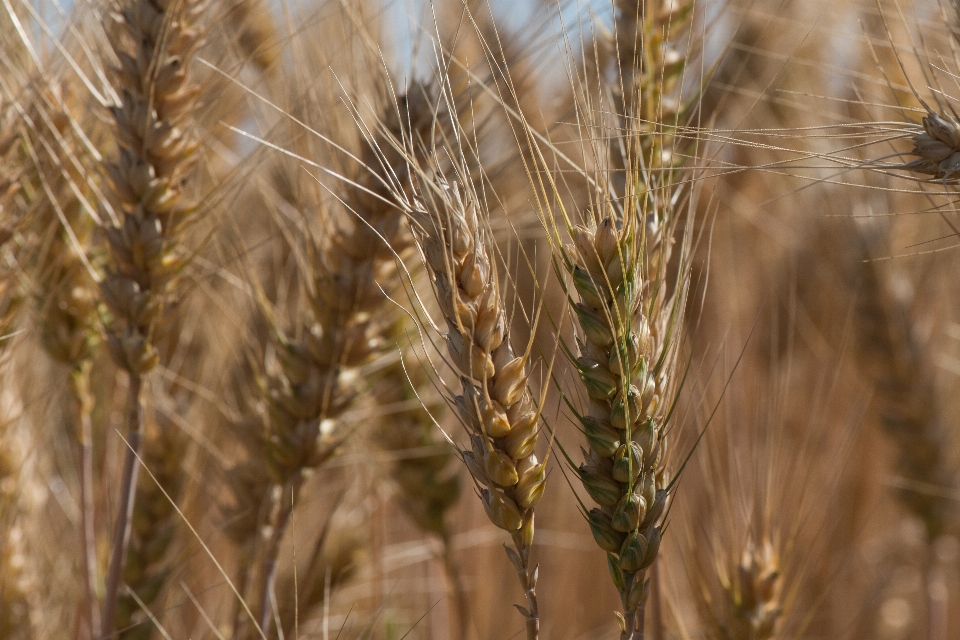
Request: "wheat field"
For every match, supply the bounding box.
[2,0,960,638]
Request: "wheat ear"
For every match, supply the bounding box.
[0,101,31,638]
[227,87,432,640]
[719,539,783,640]
[610,0,696,181]
[374,336,466,632]
[16,82,102,638]
[535,103,690,637]
[903,111,960,181]
[403,158,546,639]
[98,0,207,632]
[359,85,466,633]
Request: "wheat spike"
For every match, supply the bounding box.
[403,153,546,638]
[226,85,433,639]
[374,335,467,634]
[718,539,783,640]
[0,101,33,630]
[903,111,960,181]
[0,104,31,638]
[113,418,188,639]
[376,346,460,541]
[13,79,103,638]
[531,94,692,638]
[610,0,697,180]
[223,0,280,73]
[98,0,208,632]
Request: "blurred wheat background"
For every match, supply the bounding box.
[3,0,960,638]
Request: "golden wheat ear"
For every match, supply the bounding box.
[222,79,441,639]
[372,331,467,630]
[0,100,31,638]
[715,539,783,640]
[525,33,698,640]
[13,79,103,638]
[97,0,210,633]
[511,0,703,630]
[389,135,548,637]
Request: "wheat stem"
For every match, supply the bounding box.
[649,560,662,640]
[257,478,300,639]
[440,540,469,638]
[103,373,144,636]
[70,366,101,639]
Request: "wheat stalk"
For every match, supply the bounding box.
[98,0,207,631]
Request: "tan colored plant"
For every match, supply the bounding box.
[226,84,434,639]
[718,539,782,640]
[523,78,695,638]
[97,0,208,632]
[398,138,547,638]
[376,343,460,543]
